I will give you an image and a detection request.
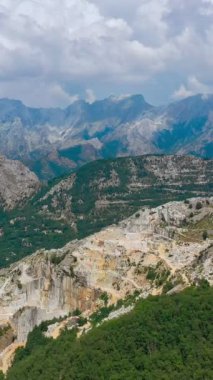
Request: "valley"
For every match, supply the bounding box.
[0,155,212,268]
[1,1,213,378]
[0,109,212,377]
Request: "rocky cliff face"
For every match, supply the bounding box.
[0,197,212,351]
[38,154,213,234]
[0,94,212,179]
[0,156,40,211]
[1,154,212,269]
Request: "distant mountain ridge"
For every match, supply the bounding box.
[0,94,212,179]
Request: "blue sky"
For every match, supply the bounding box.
[0,0,212,107]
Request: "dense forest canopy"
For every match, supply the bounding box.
[5,284,213,380]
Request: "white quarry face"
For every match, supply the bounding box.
[0,197,212,347]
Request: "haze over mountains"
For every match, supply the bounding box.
[0,94,212,179]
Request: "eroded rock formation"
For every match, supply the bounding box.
[0,156,40,210]
[0,197,212,370]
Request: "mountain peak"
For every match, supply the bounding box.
[0,93,212,179]
[108,93,146,103]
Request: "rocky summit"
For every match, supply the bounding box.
[0,197,212,371]
[0,156,40,211]
[0,94,212,179]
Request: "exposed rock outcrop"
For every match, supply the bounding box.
[2,154,212,270]
[38,154,213,230]
[0,94,212,180]
[0,156,40,210]
[0,197,212,352]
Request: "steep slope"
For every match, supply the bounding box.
[0,94,212,179]
[6,286,213,380]
[0,156,40,211]
[154,94,213,156]
[0,197,212,372]
[0,95,152,179]
[0,155,212,267]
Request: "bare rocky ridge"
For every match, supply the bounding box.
[0,197,212,370]
[0,156,40,211]
[1,154,212,270]
[0,94,212,179]
[39,155,213,229]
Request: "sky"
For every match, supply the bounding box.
[0,0,213,107]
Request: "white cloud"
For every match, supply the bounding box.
[173,76,213,100]
[173,84,194,100]
[0,79,79,108]
[85,89,96,104]
[0,0,212,106]
[135,0,170,46]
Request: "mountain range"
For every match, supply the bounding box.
[0,94,212,179]
[0,92,213,378]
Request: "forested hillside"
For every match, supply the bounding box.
[0,155,212,268]
[5,285,213,380]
